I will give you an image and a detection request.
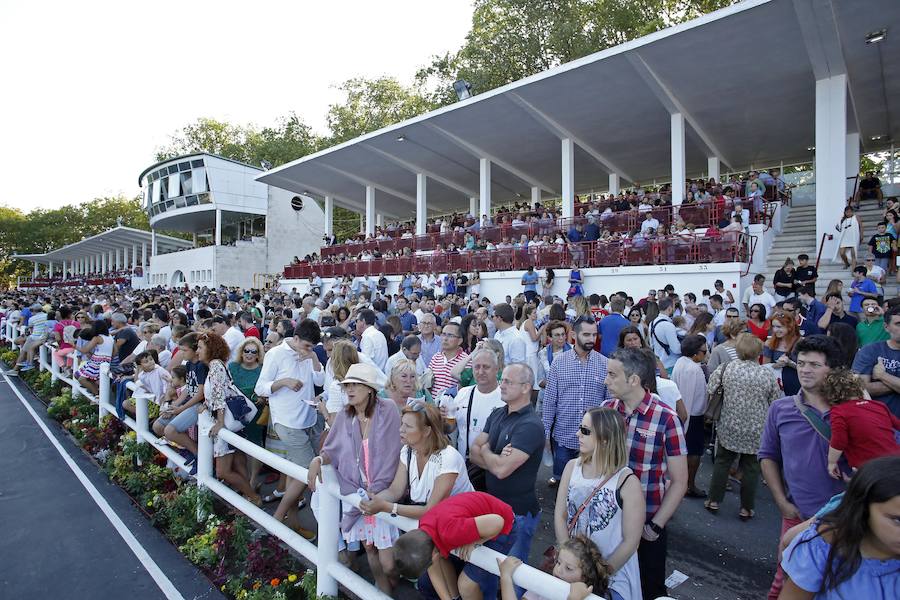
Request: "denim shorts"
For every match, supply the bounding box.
[158,404,198,432]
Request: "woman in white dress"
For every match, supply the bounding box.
[555,407,644,600]
[519,305,542,403]
[835,205,862,270]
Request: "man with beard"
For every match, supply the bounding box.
[541,315,612,487]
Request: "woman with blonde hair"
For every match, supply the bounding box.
[554,407,644,600]
[323,339,362,422]
[380,358,432,411]
[228,336,266,490]
[705,333,782,519]
[569,295,590,318]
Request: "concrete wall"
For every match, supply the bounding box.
[146,244,266,289]
[265,189,325,275]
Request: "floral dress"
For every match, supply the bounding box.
[75,334,113,381]
[203,359,233,457]
[707,359,782,454]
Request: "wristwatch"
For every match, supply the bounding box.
[647,521,664,535]
[390,503,399,517]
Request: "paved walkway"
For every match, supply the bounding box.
[0,373,224,600]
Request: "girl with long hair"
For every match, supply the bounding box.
[780,456,900,598]
[553,407,644,600]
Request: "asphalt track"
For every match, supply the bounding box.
[0,373,225,600]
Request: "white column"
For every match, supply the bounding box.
[846,132,860,198]
[608,174,620,195]
[531,186,541,209]
[109,250,114,273]
[100,253,106,274]
[416,174,427,236]
[707,157,720,183]
[121,247,127,272]
[365,185,376,236]
[33,263,38,278]
[151,230,158,257]
[49,262,54,278]
[469,197,478,218]
[192,233,198,246]
[479,158,492,220]
[115,248,121,270]
[142,242,148,270]
[376,214,384,228]
[324,196,334,238]
[215,209,222,246]
[133,244,138,270]
[815,74,848,252]
[671,113,686,206]
[561,138,575,219]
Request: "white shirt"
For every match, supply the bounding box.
[640,218,660,233]
[400,445,474,504]
[223,326,244,362]
[748,291,777,316]
[672,357,708,419]
[386,349,427,376]
[254,340,324,429]
[654,377,681,413]
[494,326,526,364]
[360,325,388,371]
[452,385,504,457]
[137,365,172,404]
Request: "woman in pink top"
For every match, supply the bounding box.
[51,305,80,370]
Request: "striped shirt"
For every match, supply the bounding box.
[542,349,612,449]
[602,393,686,520]
[428,349,469,399]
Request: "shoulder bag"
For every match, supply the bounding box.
[793,394,831,442]
[539,470,615,573]
[222,364,258,430]
[705,360,734,422]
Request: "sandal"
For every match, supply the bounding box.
[263,489,286,504]
[739,509,755,521]
[704,500,719,514]
[686,487,708,499]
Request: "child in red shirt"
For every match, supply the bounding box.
[394,491,514,600]
[824,369,900,479]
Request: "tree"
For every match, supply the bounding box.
[417,0,737,105]
[324,77,436,146]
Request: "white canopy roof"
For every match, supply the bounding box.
[14,226,193,263]
[258,0,899,219]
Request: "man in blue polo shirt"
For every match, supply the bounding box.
[599,295,629,356]
[847,266,878,320]
[520,267,539,304]
[395,296,417,335]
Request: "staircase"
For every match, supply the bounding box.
[764,203,897,299]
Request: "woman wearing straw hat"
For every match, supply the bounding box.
[308,363,402,593]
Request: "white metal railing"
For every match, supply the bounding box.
[0,326,602,600]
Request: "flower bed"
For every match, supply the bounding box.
[0,351,332,600]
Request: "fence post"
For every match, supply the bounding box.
[39,344,48,372]
[70,355,81,399]
[135,391,150,453]
[98,363,110,425]
[50,348,60,384]
[11,325,19,350]
[196,410,214,485]
[317,465,340,598]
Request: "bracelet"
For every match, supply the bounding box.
[391,503,398,517]
[647,521,664,535]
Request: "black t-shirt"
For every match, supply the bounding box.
[773,269,797,295]
[795,265,818,285]
[868,233,894,258]
[114,327,140,362]
[860,176,881,191]
[482,404,544,515]
[456,275,468,296]
[185,360,209,398]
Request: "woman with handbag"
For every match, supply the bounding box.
[197,332,261,506]
[229,337,267,493]
[359,401,473,521]
[553,407,644,600]
[704,334,782,520]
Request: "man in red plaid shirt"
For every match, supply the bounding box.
[603,346,687,600]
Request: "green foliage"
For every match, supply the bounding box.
[180,517,225,569]
[152,484,216,544]
[0,349,18,364]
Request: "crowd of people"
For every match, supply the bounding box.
[2,226,899,599]
[293,173,786,272]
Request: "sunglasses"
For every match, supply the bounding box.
[243,348,258,354]
[578,425,592,436]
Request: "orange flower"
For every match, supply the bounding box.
[270,578,280,587]
[252,582,261,590]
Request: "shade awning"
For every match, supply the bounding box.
[13,226,193,262]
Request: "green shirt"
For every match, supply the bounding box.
[857,317,890,347]
[458,367,502,389]
[228,362,262,402]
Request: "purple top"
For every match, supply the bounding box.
[757,393,845,519]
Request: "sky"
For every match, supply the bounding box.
[0,0,473,212]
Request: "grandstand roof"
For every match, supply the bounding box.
[258,0,900,219]
[13,226,193,263]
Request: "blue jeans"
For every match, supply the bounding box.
[553,443,579,480]
[508,511,541,598]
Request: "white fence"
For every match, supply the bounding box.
[0,320,601,600]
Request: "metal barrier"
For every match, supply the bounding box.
[0,327,601,600]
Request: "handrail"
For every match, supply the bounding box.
[0,327,603,600]
[815,232,833,272]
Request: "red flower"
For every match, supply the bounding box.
[270,578,280,587]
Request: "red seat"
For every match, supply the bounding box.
[658,238,695,264]
[677,205,711,228]
[696,239,736,263]
[413,255,433,273]
[491,249,515,271]
[594,242,622,267]
[415,235,435,252]
[623,241,655,265]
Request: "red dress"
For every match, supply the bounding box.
[747,320,769,342]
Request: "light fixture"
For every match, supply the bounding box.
[396,135,406,142]
[865,29,887,44]
[871,135,885,141]
[453,79,473,101]
[259,159,272,170]
[807,146,816,152]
